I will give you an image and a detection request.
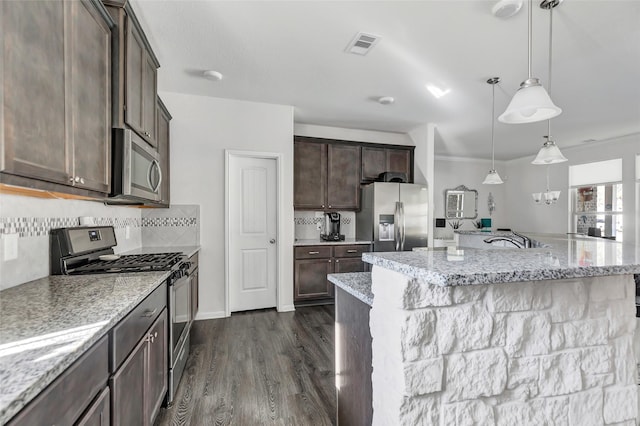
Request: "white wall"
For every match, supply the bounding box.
[504,134,639,246]
[160,92,294,318]
[294,123,413,146]
[432,156,508,238]
[506,134,640,244]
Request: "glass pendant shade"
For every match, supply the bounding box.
[483,169,504,185]
[532,139,568,164]
[498,79,562,124]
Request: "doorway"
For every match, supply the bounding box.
[225,151,279,315]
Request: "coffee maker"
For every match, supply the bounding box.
[321,212,345,241]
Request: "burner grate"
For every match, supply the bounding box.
[70,252,184,274]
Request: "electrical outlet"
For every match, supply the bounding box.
[316,222,322,231]
[3,233,18,261]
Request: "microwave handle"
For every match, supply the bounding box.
[147,159,162,193]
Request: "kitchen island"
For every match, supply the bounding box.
[333,234,640,425]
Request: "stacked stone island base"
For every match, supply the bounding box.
[369,266,637,425]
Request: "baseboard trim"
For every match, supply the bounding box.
[278,304,296,313]
[195,310,227,320]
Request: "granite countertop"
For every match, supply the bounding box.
[120,245,201,258]
[294,238,372,246]
[328,272,373,306]
[363,233,640,287]
[0,272,169,424]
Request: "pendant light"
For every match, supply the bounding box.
[483,77,504,185]
[532,165,561,204]
[532,0,567,164]
[498,0,562,124]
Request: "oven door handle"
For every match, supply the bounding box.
[141,308,158,318]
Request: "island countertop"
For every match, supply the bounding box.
[363,233,640,286]
[328,272,373,306]
[0,272,169,424]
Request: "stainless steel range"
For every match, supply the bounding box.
[50,226,192,405]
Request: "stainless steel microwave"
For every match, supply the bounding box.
[109,128,162,203]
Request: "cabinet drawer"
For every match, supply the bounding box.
[334,245,370,258]
[110,282,166,372]
[295,246,332,259]
[8,336,109,426]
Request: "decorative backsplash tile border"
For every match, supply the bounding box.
[142,217,197,227]
[0,217,142,237]
[294,216,352,225]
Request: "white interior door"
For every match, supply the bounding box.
[228,155,278,312]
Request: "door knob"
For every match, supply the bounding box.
[269,239,276,244]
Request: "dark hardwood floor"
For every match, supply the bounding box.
[155,306,336,426]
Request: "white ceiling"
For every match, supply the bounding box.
[132,0,640,160]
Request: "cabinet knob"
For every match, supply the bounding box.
[80,177,85,184]
[335,260,339,263]
[74,176,81,183]
[321,205,325,208]
[328,205,332,208]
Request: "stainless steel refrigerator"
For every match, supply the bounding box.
[356,182,428,251]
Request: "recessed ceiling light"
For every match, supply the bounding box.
[492,0,523,18]
[425,84,451,99]
[378,96,395,105]
[203,70,223,81]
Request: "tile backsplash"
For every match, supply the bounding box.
[0,192,201,290]
[294,211,355,240]
[141,204,200,247]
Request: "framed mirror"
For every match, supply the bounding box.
[445,185,478,219]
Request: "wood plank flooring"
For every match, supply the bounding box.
[155,306,336,426]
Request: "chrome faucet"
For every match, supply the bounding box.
[512,231,532,249]
[483,236,525,248]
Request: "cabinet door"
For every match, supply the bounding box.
[142,53,157,147]
[125,17,145,139]
[1,1,71,185]
[76,387,110,426]
[361,147,386,182]
[387,148,411,178]
[334,258,366,274]
[294,141,327,209]
[294,258,333,301]
[156,98,171,205]
[146,309,168,425]
[111,334,146,426]
[327,144,360,210]
[69,0,111,193]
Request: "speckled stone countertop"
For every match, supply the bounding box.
[120,245,201,258]
[294,238,372,246]
[363,234,640,286]
[328,272,373,306]
[0,272,169,424]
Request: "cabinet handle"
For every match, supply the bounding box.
[141,308,158,318]
[74,176,81,183]
[308,251,320,255]
[347,249,358,253]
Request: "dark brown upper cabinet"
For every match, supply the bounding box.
[294,139,327,209]
[105,1,160,148]
[0,0,113,196]
[294,137,360,211]
[156,97,171,207]
[361,145,414,183]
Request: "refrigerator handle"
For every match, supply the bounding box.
[394,201,401,251]
[400,202,406,250]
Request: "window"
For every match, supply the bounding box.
[572,183,623,240]
[569,159,623,241]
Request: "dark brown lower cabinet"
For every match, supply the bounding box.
[294,244,370,304]
[111,308,167,426]
[76,387,110,426]
[335,286,373,426]
[7,336,109,426]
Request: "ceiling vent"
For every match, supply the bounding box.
[346,32,381,55]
